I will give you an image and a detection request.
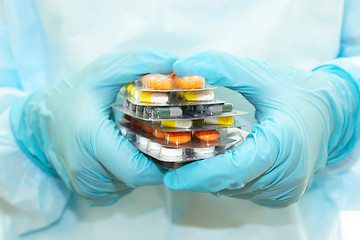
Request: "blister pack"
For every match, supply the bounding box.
[137,73,216,91]
[117,123,244,169]
[112,100,247,121]
[120,74,219,104]
[120,89,220,105]
[120,117,237,147]
[119,117,243,132]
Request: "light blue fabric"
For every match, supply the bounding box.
[0,3,21,89]
[339,0,360,57]
[9,48,177,206]
[2,0,51,91]
[164,50,360,207]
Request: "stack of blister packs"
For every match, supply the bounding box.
[112,73,248,169]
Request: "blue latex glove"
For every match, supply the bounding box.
[164,51,359,207]
[10,48,177,206]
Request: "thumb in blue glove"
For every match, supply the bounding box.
[164,50,359,207]
[10,48,178,206]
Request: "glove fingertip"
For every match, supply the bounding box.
[127,151,165,185]
[163,170,182,190]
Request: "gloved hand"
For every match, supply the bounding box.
[10,48,177,206]
[164,50,359,207]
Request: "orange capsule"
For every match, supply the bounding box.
[165,132,192,145]
[124,114,132,122]
[195,130,220,142]
[152,129,165,139]
[133,119,142,128]
[142,124,153,133]
[143,74,174,90]
[178,76,205,89]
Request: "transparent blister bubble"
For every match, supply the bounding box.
[128,73,216,92]
[112,100,248,121]
[117,123,245,169]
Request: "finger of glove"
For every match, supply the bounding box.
[173,50,280,105]
[69,165,134,199]
[91,117,164,187]
[215,171,306,208]
[87,187,134,207]
[77,47,178,105]
[164,119,280,192]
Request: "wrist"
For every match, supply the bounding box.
[9,91,58,177]
[313,65,360,164]
[313,64,354,83]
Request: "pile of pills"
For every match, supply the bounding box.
[113,73,247,169]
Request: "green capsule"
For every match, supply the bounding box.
[152,107,182,119]
[206,103,234,115]
[136,105,145,116]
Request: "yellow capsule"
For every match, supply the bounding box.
[162,120,176,128]
[183,90,214,101]
[130,86,138,97]
[161,120,192,129]
[138,91,169,103]
[204,116,234,125]
[126,83,134,94]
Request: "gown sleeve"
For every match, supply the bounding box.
[0,0,71,236]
